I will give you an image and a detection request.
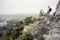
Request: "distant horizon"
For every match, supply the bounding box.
[0,13,39,15]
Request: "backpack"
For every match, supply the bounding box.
[49,8,52,12]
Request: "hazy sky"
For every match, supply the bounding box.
[0,0,59,14]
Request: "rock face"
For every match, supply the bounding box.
[46,0,60,40]
[24,20,50,39]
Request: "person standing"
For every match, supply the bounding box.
[47,6,52,16]
[46,6,52,25]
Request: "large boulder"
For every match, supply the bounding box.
[45,0,60,40]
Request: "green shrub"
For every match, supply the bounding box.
[38,35,45,40]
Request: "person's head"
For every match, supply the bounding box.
[48,6,50,8]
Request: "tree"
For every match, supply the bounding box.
[32,17,38,23]
[18,30,33,40]
[16,21,23,27]
[11,24,24,40]
[19,24,24,35]
[24,16,34,25]
[2,32,10,40]
[39,9,46,20]
[11,29,17,39]
[38,35,45,40]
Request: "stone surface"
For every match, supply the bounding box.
[46,0,60,40]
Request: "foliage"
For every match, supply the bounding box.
[18,30,33,40]
[24,17,34,25]
[11,30,17,39]
[11,24,24,39]
[39,9,46,19]
[16,21,24,27]
[19,24,24,35]
[2,32,10,40]
[5,21,24,40]
[32,17,38,23]
[38,35,45,40]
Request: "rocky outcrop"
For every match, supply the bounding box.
[24,1,60,40]
[46,0,60,40]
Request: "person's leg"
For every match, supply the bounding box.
[46,12,50,25]
[47,11,50,17]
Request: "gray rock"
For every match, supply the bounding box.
[46,37,60,40]
[46,0,60,40]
